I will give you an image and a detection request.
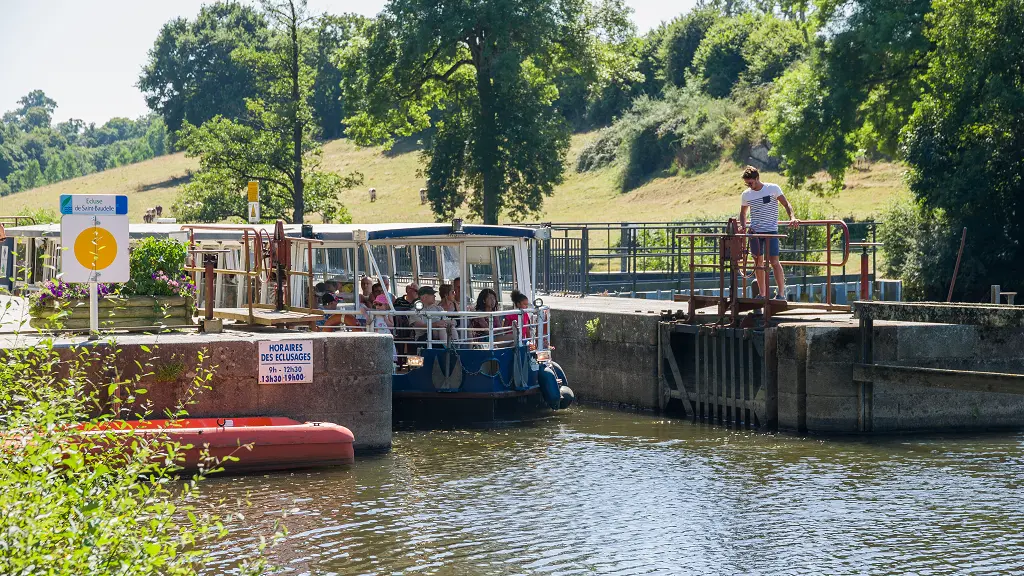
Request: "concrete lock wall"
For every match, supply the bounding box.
[56,331,393,451]
[549,309,662,410]
[776,323,1024,433]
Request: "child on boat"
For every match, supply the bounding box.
[371,294,397,362]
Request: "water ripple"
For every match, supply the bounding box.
[198,408,1024,575]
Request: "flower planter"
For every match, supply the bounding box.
[30,296,195,331]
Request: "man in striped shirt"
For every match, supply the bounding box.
[738,165,799,300]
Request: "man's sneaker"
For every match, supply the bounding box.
[773,292,787,301]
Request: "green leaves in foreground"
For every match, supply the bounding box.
[0,336,277,574]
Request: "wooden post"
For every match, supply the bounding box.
[204,254,216,321]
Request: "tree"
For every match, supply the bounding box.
[174,0,362,224]
[661,8,719,89]
[139,3,269,136]
[901,0,1024,300]
[764,0,931,189]
[308,13,370,139]
[690,14,758,98]
[344,0,629,224]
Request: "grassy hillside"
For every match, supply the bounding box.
[0,133,907,224]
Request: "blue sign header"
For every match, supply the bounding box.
[60,194,128,216]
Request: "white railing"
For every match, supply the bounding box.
[319,306,551,356]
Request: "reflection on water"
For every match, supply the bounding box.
[200,407,1024,575]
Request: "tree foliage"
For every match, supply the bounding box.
[308,13,370,139]
[661,8,719,89]
[174,0,362,224]
[139,3,269,136]
[0,92,170,195]
[690,14,758,98]
[343,0,630,223]
[765,0,930,188]
[898,0,1024,300]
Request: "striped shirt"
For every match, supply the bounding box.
[741,183,784,232]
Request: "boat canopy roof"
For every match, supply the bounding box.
[310,223,535,241]
[3,223,275,242]
[3,222,537,242]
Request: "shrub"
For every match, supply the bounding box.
[878,197,959,301]
[576,88,739,191]
[127,237,193,298]
[0,332,274,575]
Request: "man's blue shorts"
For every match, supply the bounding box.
[748,233,781,257]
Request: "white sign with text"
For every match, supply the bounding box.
[258,340,313,384]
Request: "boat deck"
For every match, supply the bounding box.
[212,307,323,328]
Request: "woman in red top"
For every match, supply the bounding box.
[503,290,531,340]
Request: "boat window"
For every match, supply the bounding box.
[313,247,357,303]
[441,246,460,284]
[416,245,440,288]
[392,245,414,288]
[496,245,517,302]
[465,246,499,306]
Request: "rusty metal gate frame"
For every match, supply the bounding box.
[659,322,778,430]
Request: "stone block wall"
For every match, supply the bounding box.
[53,331,393,451]
[548,309,661,410]
[776,322,1024,433]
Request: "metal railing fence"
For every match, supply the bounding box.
[526,221,878,297]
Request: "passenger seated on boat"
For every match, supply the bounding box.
[411,286,450,344]
[316,292,346,331]
[469,288,503,343]
[357,276,374,325]
[503,289,531,341]
[439,284,456,313]
[371,294,398,362]
[394,282,419,310]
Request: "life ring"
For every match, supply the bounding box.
[0,223,6,241]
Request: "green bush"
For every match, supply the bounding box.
[0,333,274,574]
[879,197,959,301]
[576,88,739,191]
[127,237,192,297]
[16,207,60,224]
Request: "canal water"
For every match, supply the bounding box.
[201,407,1024,575]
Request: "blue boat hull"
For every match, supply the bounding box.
[392,345,553,424]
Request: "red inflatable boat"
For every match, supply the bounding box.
[76,417,355,473]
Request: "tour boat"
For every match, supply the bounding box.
[76,417,355,473]
[2,220,575,423]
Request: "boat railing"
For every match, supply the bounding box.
[321,306,551,358]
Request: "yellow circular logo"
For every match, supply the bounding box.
[73,226,118,271]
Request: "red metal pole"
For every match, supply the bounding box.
[947,227,967,303]
[826,223,832,305]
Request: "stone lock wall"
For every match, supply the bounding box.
[775,323,1024,433]
[55,331,393,451]
[548,309,662,410]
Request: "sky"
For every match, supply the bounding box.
[0,0,695,126]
